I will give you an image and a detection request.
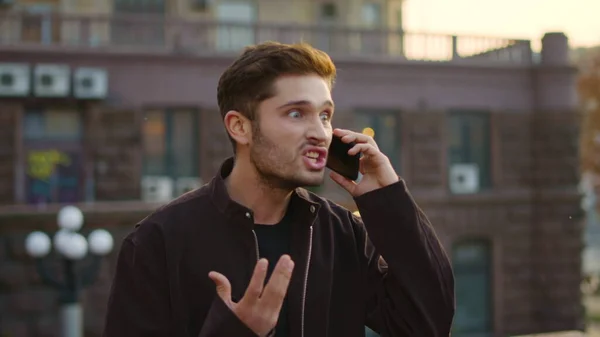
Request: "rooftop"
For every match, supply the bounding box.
[0,11,532,66]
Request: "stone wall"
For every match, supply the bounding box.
[530,112,583,332]
[88,108,143,201]
[0,105,18,206]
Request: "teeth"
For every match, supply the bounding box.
[306,151,319,159]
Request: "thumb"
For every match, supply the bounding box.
[208,271,233,305]
[330,171,356,194]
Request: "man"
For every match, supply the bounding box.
[103,41,454,337]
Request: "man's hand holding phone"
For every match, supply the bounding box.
[328,128,399,197]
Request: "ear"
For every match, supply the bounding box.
[224,110,252,147]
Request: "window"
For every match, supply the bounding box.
[354,111,401,171]
[24,110,82,141]
[142,109,199,179]
[396,8,405,56]
[21,5,59,45]
[23,109,84,205]
[452,240,493,337]
[112,0,166,46]
[447,111,491,191]
[113,0,165,13]
[314,2,338,52]
[397,8,403,28]
[362,3,382,28]
[215,2,256,51]
[321,3,337,19]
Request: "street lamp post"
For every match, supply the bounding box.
[24,205,114,337]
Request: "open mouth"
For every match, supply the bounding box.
[302,148,327,170]
[305,151,321,163]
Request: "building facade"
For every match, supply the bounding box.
[0,4,584,337]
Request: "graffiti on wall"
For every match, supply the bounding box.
[27,149,72,181]
[26,149,80,204]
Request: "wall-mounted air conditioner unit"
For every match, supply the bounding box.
[0,63,30,97]
[141,176,174,203]
[74,67,108,99]
[175,177,203,196]
[33,64,70,97]
[449,163,480,194]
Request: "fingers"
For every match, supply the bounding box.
[348,143,379,157]
[334,128,378,148]
[208,271,233,307]
[243,258,268,304]
[260,255,294,312]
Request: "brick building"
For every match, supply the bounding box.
[0,2,584,337]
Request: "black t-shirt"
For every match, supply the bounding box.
[253,210,293,337]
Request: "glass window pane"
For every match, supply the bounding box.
[454,273,492,333]
[470,115,491,187]
[355,113,374,132]
[143,110,167,176]
[215,2,256,51]
[24,109,82,141]
[448,115,470,164]
[397,8,403,26]
[448,112,491,189]
[376,114,398,168]
[452,241,492,336]
[114,0,165,13]
[171,110,197,177]
[112,0,165,45]
[25,149,81,204]
[45,109,82,140]
[448,115,463,149]
[362,3,381,27]
[355,111,400,171]
[320,3,337,19]
[23,110,45,140]
[454,242,489,265]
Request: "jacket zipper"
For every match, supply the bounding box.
[252,230,260,262]
[252,226,314,337]
[301,226,314,337]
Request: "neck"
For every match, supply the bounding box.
[225,157,293,225]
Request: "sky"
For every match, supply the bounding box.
[403,0,600,51]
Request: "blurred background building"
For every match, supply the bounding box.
[575,45,600,327]
[0,0,588,336]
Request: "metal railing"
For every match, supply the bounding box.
[0,12,532,65]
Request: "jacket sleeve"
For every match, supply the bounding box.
[198,297,263,337]
[353,180,455,337]
[102,222,173,337]
[103,221,259,337]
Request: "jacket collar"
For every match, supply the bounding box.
[210,157,321,224]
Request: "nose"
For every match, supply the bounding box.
[306,116,330,145]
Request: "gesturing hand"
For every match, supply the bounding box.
[208,255,295,337]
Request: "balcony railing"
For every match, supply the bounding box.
[0,12,532,65]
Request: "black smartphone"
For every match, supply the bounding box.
[326,135,361,181]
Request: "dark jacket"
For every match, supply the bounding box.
[103,158,455,337]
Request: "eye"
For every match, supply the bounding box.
[288,110,302,118]
[320,111,332,122]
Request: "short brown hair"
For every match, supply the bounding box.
[217,41,337,150]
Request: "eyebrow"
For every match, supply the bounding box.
[277,100,335,110]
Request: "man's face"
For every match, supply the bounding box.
[249,74,334,190]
